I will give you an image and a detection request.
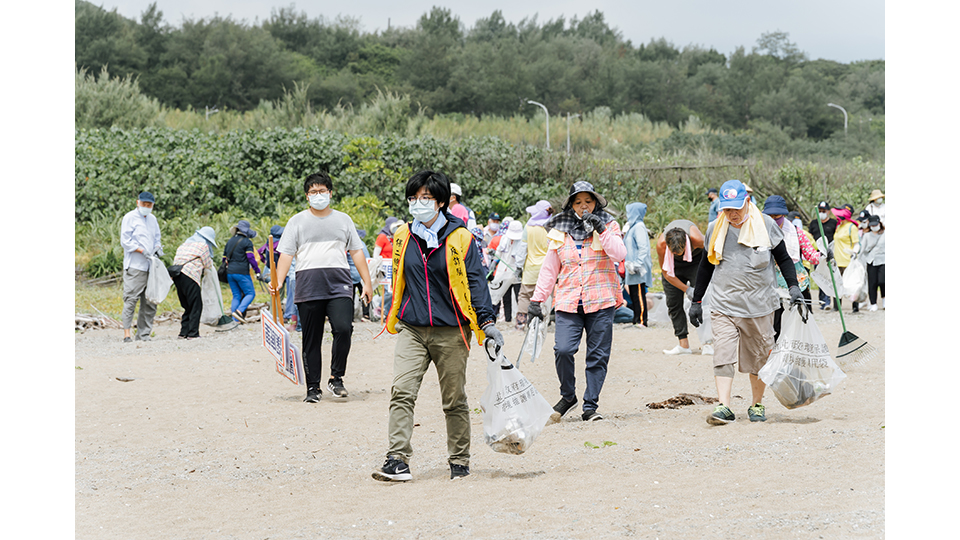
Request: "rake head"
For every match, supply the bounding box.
[836,330,879,367]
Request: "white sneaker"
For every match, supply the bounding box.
[663,345,693,355]
[701,344,714,355]
[868,304,878,312]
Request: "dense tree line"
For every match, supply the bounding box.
[76,1,884,142]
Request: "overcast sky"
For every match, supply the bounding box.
[101,0,884,64]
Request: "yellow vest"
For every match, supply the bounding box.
[385,223,486,345]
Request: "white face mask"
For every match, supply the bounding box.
[138,205,152,217]
[870,225,880,232]
[818,212,828,221]
[409,200,439,222]
[875,198,883,205]
[489,222,500,232]
[308,192,330,210]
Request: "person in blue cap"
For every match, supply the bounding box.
[687,180,804,425]
[706,188,720,223]
[120,191,164,342]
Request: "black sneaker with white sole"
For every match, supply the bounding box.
[450,463,470,479]
[304,386,322,403]
[582,410,604,422]
[372,457,412,482]
[549,396,578,423]
[328,377,348,398]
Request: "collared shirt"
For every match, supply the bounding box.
[120,208,162,272]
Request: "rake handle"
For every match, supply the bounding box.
[268,235,279,325]
[814,208,848,333]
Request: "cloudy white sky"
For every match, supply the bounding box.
[102,0,884,64]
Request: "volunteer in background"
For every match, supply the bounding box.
[761,195,820,341]
[706,188,720,223]
[860,215,885,311]
[515,200,553,330]
[529,181,626,423]
[655,219,706,355]
[448,182,477,229]
[270,172,373,403]
[223,219,262,323]
[120,191,164,343]
[483,212,502,246]
[171,227,217,339]
[809,201,839,310]
[375,217,400,260]
[623,202,653,327]
[373,170,500,482]
[864,189,885,225]
[688,180,803,425]
[831,206,861,313]
[348,229,372,321]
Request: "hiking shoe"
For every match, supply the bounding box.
[549,396,578,423]
[232,310,247,324]
[327,378,348,398]
[748,403,767,422]
[123,337,132,343]
[582,410,604,422]
[663,345,692,355]
[304,386,322,403]
[707,404,736,425]
[701,344,714,356]
[450,463,470,479]
[373,457,412,482]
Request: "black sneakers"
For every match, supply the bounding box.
[582,410,604,422]
[328,377,348,398]
[372,456,412,482]
[450,463,470,479]
[549,396,578,423]
[304,386,322,403]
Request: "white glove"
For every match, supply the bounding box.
[685,287,696,301]
[625,262,638,274]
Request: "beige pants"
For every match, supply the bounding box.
[711,311,775,375]
[386,323,472,466]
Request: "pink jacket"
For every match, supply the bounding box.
[532,222,626,313]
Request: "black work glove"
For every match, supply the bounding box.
[582,212,606,234]
[528,301,544,320]
[826,248,834,262]
[688,302,703,328]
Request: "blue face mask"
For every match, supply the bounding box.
[409,200,438,222]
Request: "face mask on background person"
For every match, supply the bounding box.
[875,198,884,205]
[818,212,828,221]
[138,204,152,217]
[774,216,785,226]
[409,200,438,223]
[489,222,500,232]
[309,192,330,210]
[870,225,880,232]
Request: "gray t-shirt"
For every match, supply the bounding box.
[277,209,364,302]
[704,214,784,318]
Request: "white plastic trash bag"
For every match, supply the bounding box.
[145,256,174,305]
[759,305,847,409]
[488,259,519,305]
[481,341,554,455]
[696,287,713,345]
[200,270,226,325]
[841,256,868,304]
[518,298,551,364]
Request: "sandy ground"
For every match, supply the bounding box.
[75,305,884,539]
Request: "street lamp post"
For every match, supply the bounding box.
[527,100,549,150]
[566,112,581,154]
[827,103,847,137]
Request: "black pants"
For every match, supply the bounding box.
[173,273,203,338]
[663,256,700,339]
[773,288,812,342]
[627,283,648,326]
[297,296,354,388]
[867,263,885,304]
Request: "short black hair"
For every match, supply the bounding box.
[405,170,451,213]
[304,172,333,194]
[665,228,687,255]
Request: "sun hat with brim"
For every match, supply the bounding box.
[229,219,257,238]
[195,226,218,247]
[717,180,749,210]
[269,225,285,240]
[138,191,155,203]
[869,189,885,202]
[562,181,608,209]
[761,195,789,216]
[505,220,523,240]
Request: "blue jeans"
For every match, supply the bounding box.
[284,275,297,321]
[553,305,616,413]
[227,273,256,319]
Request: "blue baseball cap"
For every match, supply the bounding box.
[138,191,155,203]
[717,180,748,210]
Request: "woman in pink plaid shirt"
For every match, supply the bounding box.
[528,181,626,422]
